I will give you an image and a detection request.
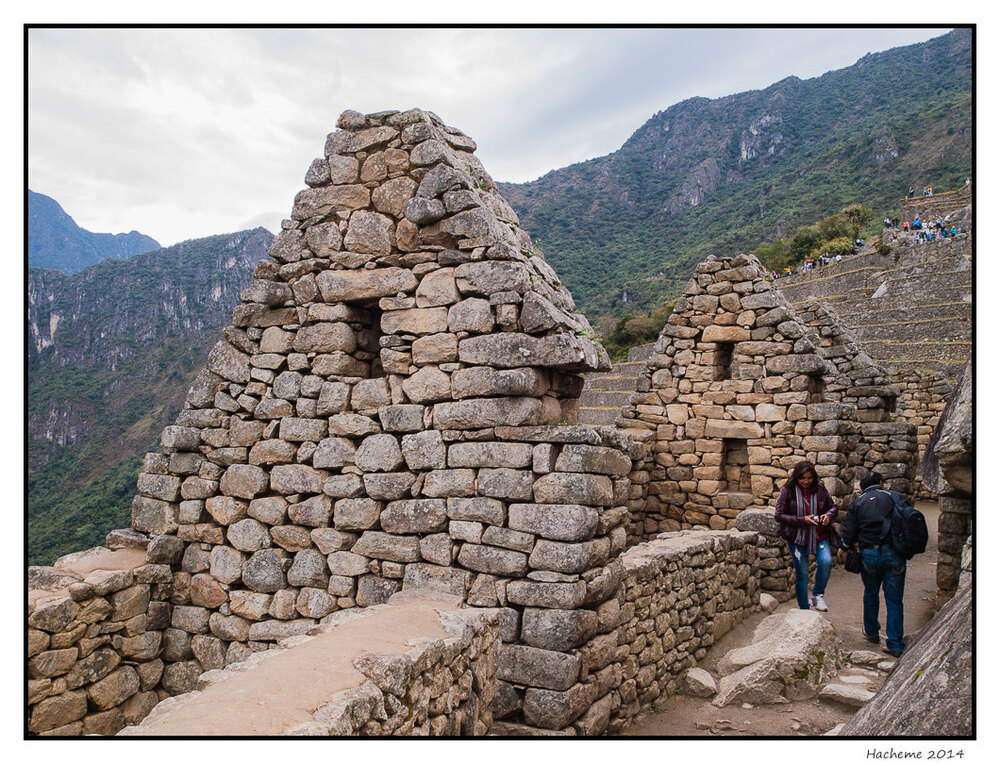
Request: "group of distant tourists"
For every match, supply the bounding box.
[907,179,969,199]
[768,252,844,281]
[899,214,966,243]
[774,461,924,658]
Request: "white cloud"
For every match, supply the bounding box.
[28,26,952,246]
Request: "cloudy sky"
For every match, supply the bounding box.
[28,26,952,247]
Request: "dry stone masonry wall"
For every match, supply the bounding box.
[101,108,645,736]
[605,530,758,732]
[121,593,500,736]
[620,253,864,540]
[27,539,164,736]
[920,358,972,606]
[487,529,759,735]
[795,301,900,423]
[892,368,952,499]
[793,301,918,495]
[27,108,931,737]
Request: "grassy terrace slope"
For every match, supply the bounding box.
[499,29,972,322]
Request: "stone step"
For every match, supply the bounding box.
[583,375,643,392]
[579,390,632,408]
[577,407,621,425]
[844,302,972,324]
[850,315,972,343]
[627,343,656,363]
[818,682,875,709]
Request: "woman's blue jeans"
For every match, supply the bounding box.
[861,545,907,652]
[787,539,832,610]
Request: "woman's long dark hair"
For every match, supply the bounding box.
[783,460,819,491]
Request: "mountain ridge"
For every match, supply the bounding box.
[498,28,972,320]
[28,189,162,273]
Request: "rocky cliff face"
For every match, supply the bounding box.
[28,190,161,273]
[28,228,273,564]
[29,228,270,373]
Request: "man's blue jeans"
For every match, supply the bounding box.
[860,545,907,652]
[787,539,832,610]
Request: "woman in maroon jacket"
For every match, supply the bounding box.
[775,461,837,611]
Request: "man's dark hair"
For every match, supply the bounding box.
[860,471,883,490]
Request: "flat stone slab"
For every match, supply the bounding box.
[30,548,149,605]
[819,683,875,709]
[121,594,452,735]
[684,667,717,698]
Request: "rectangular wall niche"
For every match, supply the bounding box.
[722,438,752,494]
[361,305,384,378]
[809,375,826,403]
[712,342,735,381]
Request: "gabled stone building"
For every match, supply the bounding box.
[620,253,917,543]
[122,108,644,730]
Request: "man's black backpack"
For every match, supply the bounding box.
[879,490,929,559]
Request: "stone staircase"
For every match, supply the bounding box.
[778,233,972,381]
[578,343,654,425]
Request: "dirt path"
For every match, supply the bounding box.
[624,501,940,737]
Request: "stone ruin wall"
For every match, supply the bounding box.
[27,545,165,736]
[27,109,926,737]
[920,358,972,607]
[793,300,918,496]
[122,595,502,737]
[618,254,919,541]
[892,369,953,499]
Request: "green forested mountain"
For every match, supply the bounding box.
[28,190,161,273]
[28,228,273,564]
[499,28,972,321]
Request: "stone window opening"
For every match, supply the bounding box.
[357,303,383,379]
[809,374,826,403]
[721,438,753,494]
[713,342,735,381]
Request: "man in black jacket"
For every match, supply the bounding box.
[837,471,907,657]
